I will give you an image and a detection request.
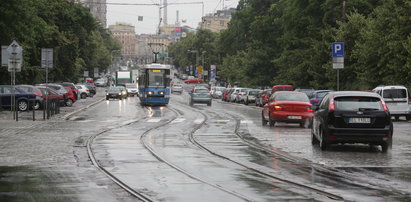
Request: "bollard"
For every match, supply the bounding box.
[15,100,18,122]
[47,100,50,119]
[32,99,35,121]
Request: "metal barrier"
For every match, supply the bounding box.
[11,98,60,121]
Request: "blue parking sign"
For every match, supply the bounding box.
[332,42,344,57]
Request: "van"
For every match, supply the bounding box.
[272,85,294,93]
[373,85,411,120]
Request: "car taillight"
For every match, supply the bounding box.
[35,92,42,96]
[86,89,90,91]
[313,99,318,103]
[329,98,335,111]
[381,100,389,111]
[307,106,313,112]
[273,105,282,111]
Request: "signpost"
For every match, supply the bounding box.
[41,48,53,120]
[332,42,344,91]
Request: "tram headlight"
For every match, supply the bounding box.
[159,92,164,95]
[147,91,153,95]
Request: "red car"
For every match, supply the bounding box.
[272,84,294,93]
[262,91,313,127]
[184,78,204,84]
[37,86,66,106]
[64,87,76,106]
[258,89,272,107]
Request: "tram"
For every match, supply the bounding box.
[138,63,171,105]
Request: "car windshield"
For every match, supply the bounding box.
[383,89,407,99]
[335,96,383,111]
[173,84,182,87]
[276,93,309,102]
[249,90,260,95]
[108,88,120,93]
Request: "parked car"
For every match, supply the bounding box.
[125,83,139,96]
[95,78,108,87]
[311,91,393,152]
[255,90,263,107]
[258,89,272,107]
[171,84,183,94]
[36,86,65,106]
[262,91,313,128]
[76,84,91,99]
[184,78,204,84]
[39,84,69,104]
[372,85,411,120]
[106,87,123,100]
[310,90,333,108]
[229,88,242,102]
[180,74,188,80]
[0,85,36,111]
[60,82,79,100]
[83,82,96,96]
[244,89,262,105]
[211,86,226,99]
[222,88,231,101]
[272,85,294,93]
[16,85,43,110]
[189,87,212,106]
[237,88,251,103]
[63,87,76,106]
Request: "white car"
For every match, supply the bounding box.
[95,78,108,87]
[171,84,183,94]
[76,84,90,99]
[125,83,139,96]
[373,85,411,120]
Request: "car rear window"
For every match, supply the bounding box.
[383,89,407,99]
[276,93,309,102]
[335,96,383,111]
[249,90,259,95]
[195,89,208,93]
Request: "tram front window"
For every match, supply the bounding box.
[148,70,165,87]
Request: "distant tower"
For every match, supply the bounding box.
[163,0,168,25]
[176,10,180,25]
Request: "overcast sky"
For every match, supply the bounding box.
[106,0,239,34]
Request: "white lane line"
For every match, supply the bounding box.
[171,118,186,123]
[241,120,251,124]
[213,120,230,124]
[147,118,161,122]
[194,119,204,124]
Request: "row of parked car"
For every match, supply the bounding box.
[0,82,97,111]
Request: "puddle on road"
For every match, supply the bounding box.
[0,166,79,201]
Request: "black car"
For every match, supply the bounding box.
[311,91,393,152]
[106,87,123,100]
[0,85,36,111]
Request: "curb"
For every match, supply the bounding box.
[63,98,105,120]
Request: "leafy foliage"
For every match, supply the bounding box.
[0,0,120,84]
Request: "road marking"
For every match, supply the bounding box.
[171,118,185,123]
[194,119,204,124]
[147,118,161,122]
[241,120,251,124]
[213,120,230,124]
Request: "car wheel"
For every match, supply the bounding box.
[262,112,268,126]
[207,101,212,106]
[319,127,328,151]
[406,115,411,121]
[81,93,87,99]
[33,101,41,110]
[119,97,122,100]
[106,96,109,100]
[65,99,73,107]
[311,129,318,145]
[245,99,248,105]
[17,100,28,111]
[395,116,400,121]
[268,113,275,127]
[381,139,392,153]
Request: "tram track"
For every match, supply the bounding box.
[175,102,345,201]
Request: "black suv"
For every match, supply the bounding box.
[311,91,393,152]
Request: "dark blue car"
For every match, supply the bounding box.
[310,90,333,107]
[0,85,36,111]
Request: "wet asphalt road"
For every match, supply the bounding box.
[1,85,411,201]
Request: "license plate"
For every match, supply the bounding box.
[288,115,302,120]
[349,118,371,124]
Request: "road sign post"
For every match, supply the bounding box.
[41,48,53,120]
[332,42,344,91]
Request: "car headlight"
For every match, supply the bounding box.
[122,91,126,95]
[106,93,109,96]
[118,93,122,95]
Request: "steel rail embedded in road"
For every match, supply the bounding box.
[182,104,345,201]
[86,114,154,202]
[140,106,254,202]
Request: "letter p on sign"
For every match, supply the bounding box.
[332,42,344,58]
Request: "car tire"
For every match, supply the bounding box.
[262,112,268,126]
[106,97,109,100]
[311,129,318,145]
[65,99,73,107]
[119,97,122,100]
[406,115,411,121]
[395,116,400,121]
[299,122,305,128]
[207,101,212,106]
[245,99,248,105]
[381,139,392,153]
[319,127,328,151]
[268,114,275,127]
[33,101,41,110]
[81,93,87,99]
[17,100,28,111]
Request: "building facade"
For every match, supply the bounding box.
[199,8,236,33]
[109,22,137,56]
[80,0,107,28]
